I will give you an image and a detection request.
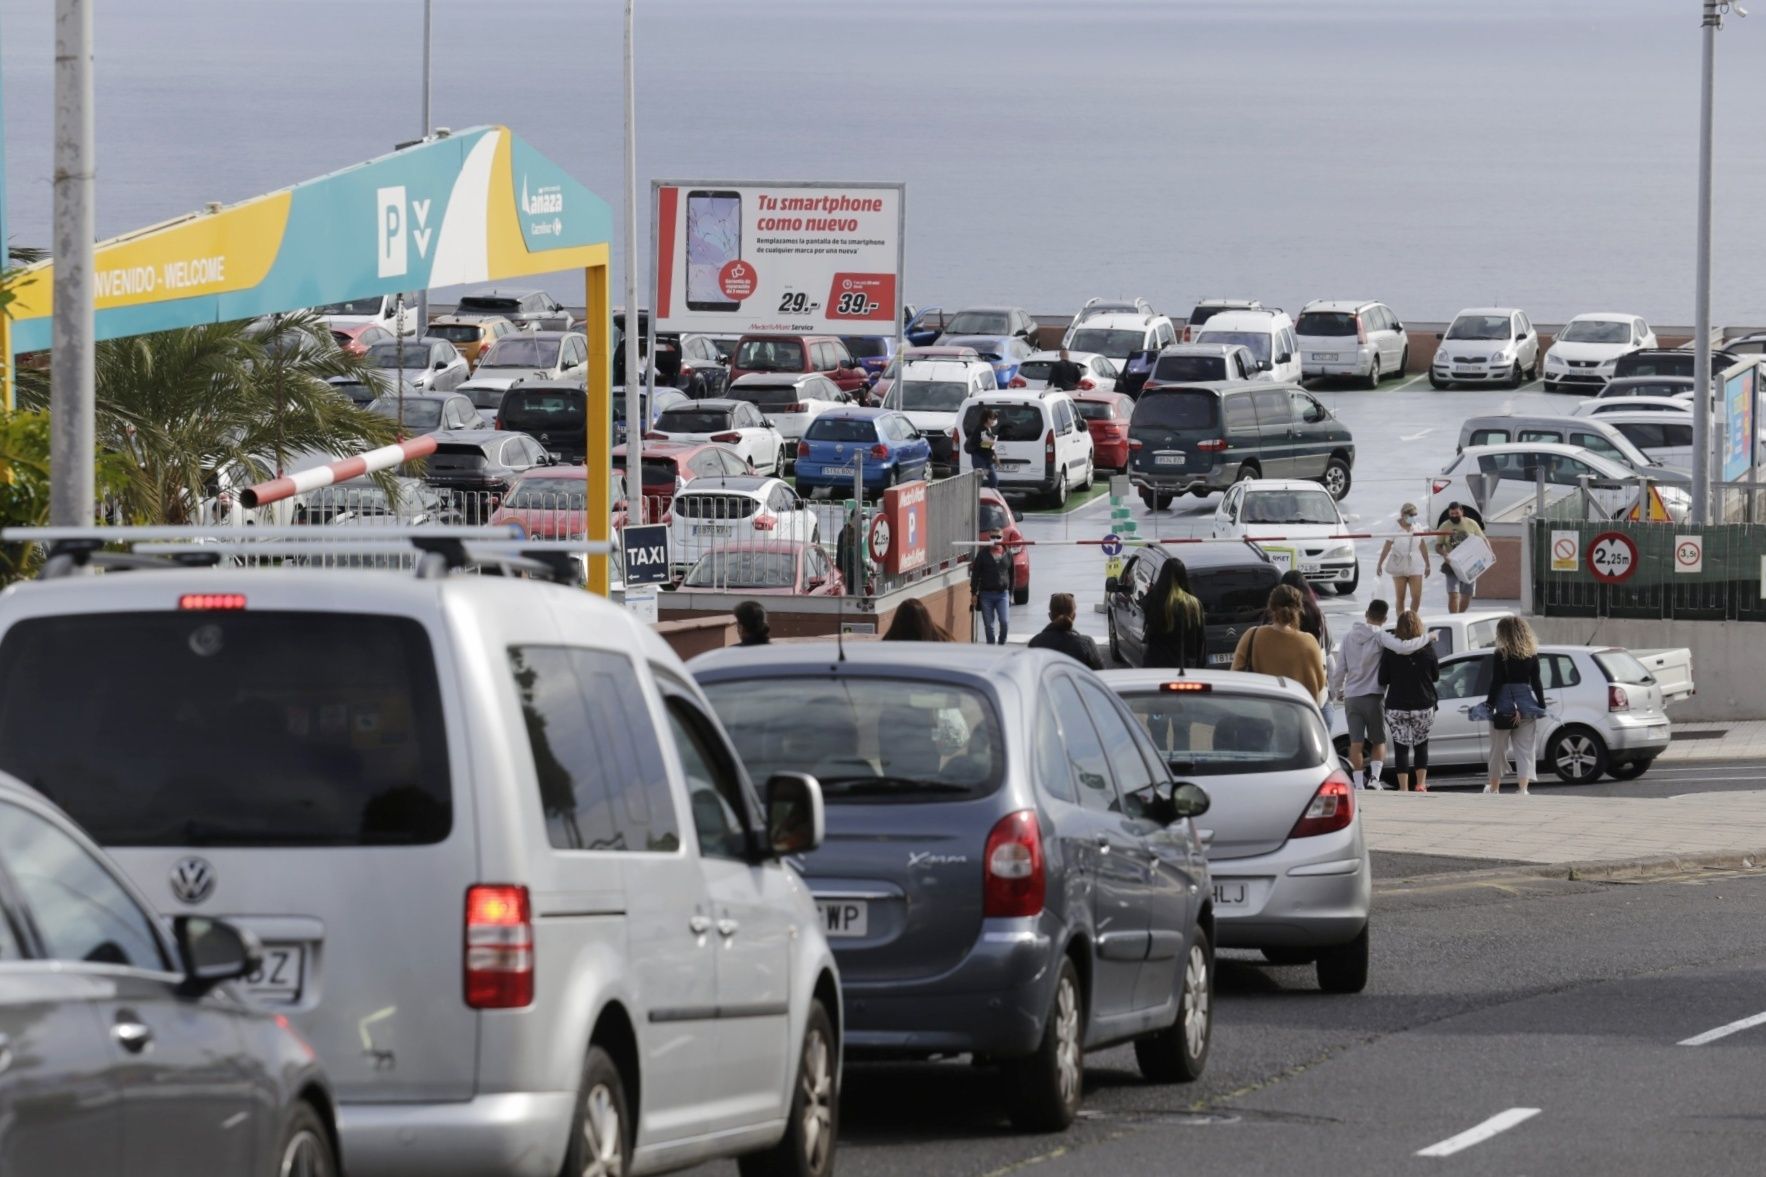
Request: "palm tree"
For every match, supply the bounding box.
[16,312,399,524]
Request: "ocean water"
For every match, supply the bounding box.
[4,0,1765,325]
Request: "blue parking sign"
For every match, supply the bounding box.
[622,525,670,586]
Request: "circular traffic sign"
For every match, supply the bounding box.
[1586,531,1639,583]
[1675,538,1702,570]
[868,513,892,563]
[1101,533,1123,557]
[1552,535,1576,564]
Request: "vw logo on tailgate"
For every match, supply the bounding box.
[169,856,216,905]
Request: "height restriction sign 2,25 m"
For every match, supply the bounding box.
[1586,531,1639,584]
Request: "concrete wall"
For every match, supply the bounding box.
[658,567,975,643]
[1527,615,1755,722]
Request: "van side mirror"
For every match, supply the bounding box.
[1104,576,1120,594]
[1276,352,1293,365]
[765,772,824,856]
[173,916,262,997]
[1257,359,1273,372]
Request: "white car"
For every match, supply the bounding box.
[1184,298,1262,342]
[666,474,820,576]
[1061,311,1177,360]
[649,398,787,476]
[1429,307,1541,389]
[955,391,1094,508]
[1194,309,1301,383]
[314,292,421,337]
[1210,478,1359,594]
[1574,394,1697,417]
[1066,297,1155,335]
[1329,643,1673,784]
[1011,350,1120,392]
[471,330,590,392]
[1294,300,1409,387]
[1430,442,1691,523]
[1141,343,1260,391]
[725,372,851,450]
[1582,410,1696,472]
[1543,313,1657,394]
[881,356,996,476]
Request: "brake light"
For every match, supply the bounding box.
[983,810,1045,917]
[1078,377,1096,391]
[465,885,533,1009]
[871,443,890,459]
[1009,376,1027,389]
[643,430,666,441]
[492,417,503,431]
[789,402,808,413]
[1431,478,1451,494]
[179,593,247,611]
[1160,680,1212,693]
[1608,684,1631,712]
[753,513,777,530]
[797,441,810,459]
[1197,438,1228,452]
[1356,316,1369,344]
[1130,438,1144,450]
[711,431,742,443]
[1290,771,1354,839]
[1044,429,1056,463]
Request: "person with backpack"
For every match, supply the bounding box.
[967,408,1000,489]
[1379,609,1439,792]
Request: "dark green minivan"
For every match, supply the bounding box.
[1127,381,1355,510]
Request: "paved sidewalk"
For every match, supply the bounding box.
[1658,720,1766,762]
[1361,789,1766,868]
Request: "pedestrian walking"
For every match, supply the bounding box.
[1142,558,1206,670]
[835,504,865,594]
[1472,615,1549,795]
[969,535,1014,644]
[733,600,770,646]
[967,408,1001,489]
[1028,592,1104,669]
[1433,502,1485,615]
[1327,598,1430,790]
[1376,503,1431,616]
[1378,609,1439,792]
[1047,348,1084,392]
[883,597,954,642]
[1269,568,1330,653]
[1232,584,1328,702]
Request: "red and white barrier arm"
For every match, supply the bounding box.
[239,435,439,509]
[955,530,1452,548]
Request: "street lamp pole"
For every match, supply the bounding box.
[49,0,95,526]
[1691,0,1721,525]
[414,0,433,340]
[622,0,642,525]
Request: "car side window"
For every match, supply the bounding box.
[1049,677,1120,813]
[1470,429,1510,447]
[723,449,749,475]
[1541,654,1581,690]
[806,545,831,582]
[663,696,752,861]
[1077,680,1162,807]
[1290,391,1322,424]
[1569,432,1622,460]
[1437,656,1490,700]
[508,647,681,852]
[0,801,166,969]
[1250,389,1291,425]
[1034,695,1077,804]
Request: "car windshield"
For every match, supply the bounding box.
[1242,490,1339,525]
[1446,315,1513,341]
[897,380,969,411]
[945,312,1009,335]
[315,297,382,315]
[483,338,560,368]
[980,502,1011,532]
[701,677,1004,803]
[1073,400,1115,421]
[1560,320,1632,344]
[428,323,482,343]
[1606,382,1688,398]
[1195,330,1270,363]
[1132,391,1217,431]
[0,612,452,846]
[806,417,879,443]
[735,339,805,372]
[1153,354,1228,382]
[657,409,734,434]
[501,391,584,425]
[1120,692,1328,777]
[365,342,426,370]
[1066,328,1144,358]
[368,397,442,428]
[1296,312,1358,337]
[506,478,587,509]
[683,550,798,589]
[329,380,379,406]
[1594,650,1655,685]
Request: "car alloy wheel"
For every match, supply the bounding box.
[279,1123,334,1177]
[580,1081,625,1177]
[1182,942,1211,1060]
[798,1024,835,1174]
[1053,972,1081,1107]
[1551,727,1608,784]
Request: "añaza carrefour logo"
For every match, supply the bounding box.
[521,175,564,216]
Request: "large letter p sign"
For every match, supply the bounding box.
[377,186,408,278]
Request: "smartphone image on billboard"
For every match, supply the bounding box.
[685,190,742,312]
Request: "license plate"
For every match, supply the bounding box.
[1299,560,1321,573]
[691,524,733,536]
[822,466,854,478]
[1207,652,1232,666]
[815,900,869,938]
[1212,882,1248,908]
[1311,352,1339,362]
[1155,453,1185,467]
[244,944,305,1002]
[1000,459,1029,470]
[1454,367,1480,376]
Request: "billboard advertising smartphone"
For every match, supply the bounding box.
[652,180,903,337]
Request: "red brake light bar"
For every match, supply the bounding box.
[1160,680,1212,692]
[179,594,247,611]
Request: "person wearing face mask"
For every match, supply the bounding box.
[1376,502,1431,616]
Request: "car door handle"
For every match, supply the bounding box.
[716,918,740,938]
[689,915,712,935]
[112,1020,153,1053]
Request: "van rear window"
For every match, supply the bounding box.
[1132,391,1217,431]
[1296,312,1358,337]
[963,404,1045,442]
[0,612,451,846]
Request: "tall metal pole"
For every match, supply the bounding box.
[50,0,95,526]
[621,0,642,523]
[1692,0,1719,525]
[414,0,433,339]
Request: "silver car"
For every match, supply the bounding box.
[1429,306,1541,389]
[1101,669,1371,993]
[0,772,338,1177]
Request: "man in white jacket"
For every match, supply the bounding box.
[1329,598,1432,790]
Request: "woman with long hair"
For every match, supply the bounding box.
[883,597,954,642]
[1142,557,1205,669]
[1232,583,1327,701]
[1379,609,1439,791]
[1474,615,1549,794]
[1270,568,1329,652]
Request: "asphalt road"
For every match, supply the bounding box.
[691,868,1766,1177]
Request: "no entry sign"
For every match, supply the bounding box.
[1586,531,1639,583]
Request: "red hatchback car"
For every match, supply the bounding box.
[728,334,872,400]
[489,466,646,538]
[612,440,752,519]
[979,487,1032,605]
[1074,392,1135,472]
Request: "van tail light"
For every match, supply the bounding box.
[871,443,890,460]
[797,441,810,459]
[983,810,1045,917]
[711,431,742,443]
[1182,326,1194,342]
[789,402,808,413]
[1290,771,1354,839]
[1078,377,1096,391]
[1356,316,1369,345]
[753,513,777,530]
[1431,478,1451,494]
[1608,684,1631,712]
[465,885,533,1009]
[1009,376,1028,389]
[492,418,503,431]
[1129,438,1144,450]
[1197,438,1228,452]
[1044,429,1056,462]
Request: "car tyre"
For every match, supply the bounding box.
[1429,374,1448,390]
[1005,956,1084,1132]
[1548,725,1610,784]
[1235,463,1259,484]
[1544,379,1559,394]
[1315,925,1370,994]
[1261,947,1316,966]
[1079,460,1094,492]
[1320,457,1352,501]
[1363,359,1381,390]
[1014,583,1030,606]
[1608,758,1652,780]
[1133,924,1212,1083]
[277,1102,338,1177]
[739,1001,838,1177]
[1506,361,1524,389]
[1398,345,1410,377]
[1048,472,1069,510]
[561,1046,632,1177]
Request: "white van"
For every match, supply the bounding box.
[1193,309,1301,384]
[882,356,997,476]
[0,548,841,1177]
[314,292,421,337]
[956,391,1095,507]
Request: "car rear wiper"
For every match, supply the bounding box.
[824,776,973,795]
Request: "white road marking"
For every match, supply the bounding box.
[1392,375,1426,391]
[1416,1108,1541,1157]
[1399,429,1434,442]
[1679,1010,1766,1046]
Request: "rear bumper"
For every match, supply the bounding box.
[1130,466,1225,494]
[1301,349,1374,377]
[1606,716,1673,756]
[1210,827,1371,951]
[339,1092,575,1177]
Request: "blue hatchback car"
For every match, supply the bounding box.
[794,407,933,495]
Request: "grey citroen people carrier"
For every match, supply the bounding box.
[1128,382,1354,509]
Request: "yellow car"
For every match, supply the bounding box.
[427,315,516,370]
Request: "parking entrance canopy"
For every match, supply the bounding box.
[8,126,611,352]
